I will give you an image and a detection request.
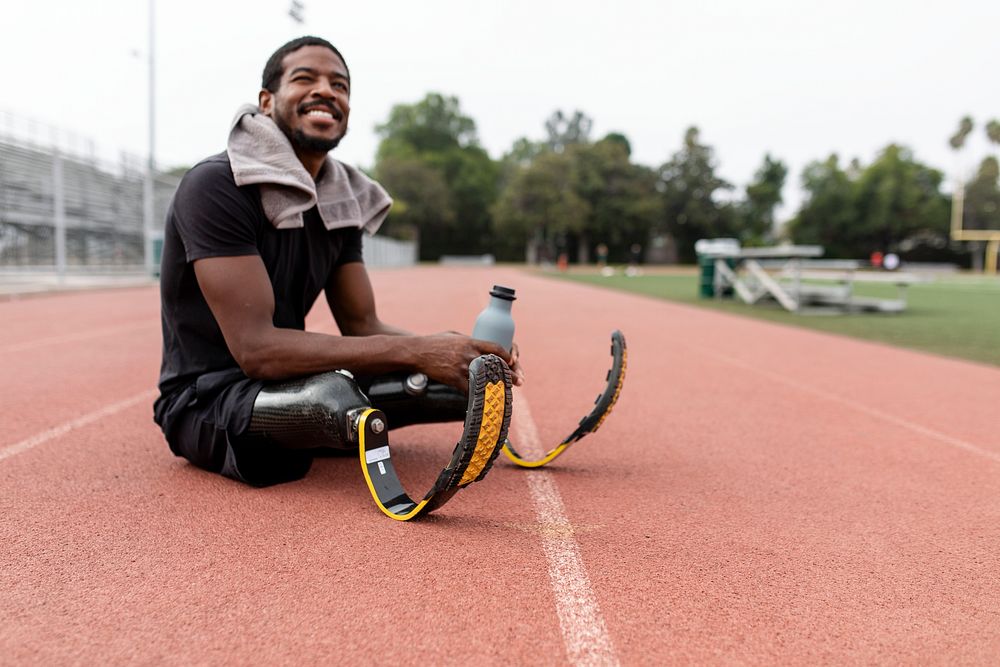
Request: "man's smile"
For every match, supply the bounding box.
[299,101,343,122]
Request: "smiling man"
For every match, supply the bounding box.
[153,36,521,488]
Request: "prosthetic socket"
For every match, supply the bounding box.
[247,370,467,450]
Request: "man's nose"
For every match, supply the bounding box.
[311,78,337,99]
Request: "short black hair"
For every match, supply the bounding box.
[261,36,349,93]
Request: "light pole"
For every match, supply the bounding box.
[143,0,157,276]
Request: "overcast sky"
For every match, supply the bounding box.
[2,0,998,218]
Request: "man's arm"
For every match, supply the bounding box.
[194,255,514,391]
[326,261,524,385]
[325,261,409,336]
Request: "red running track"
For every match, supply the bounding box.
[1,266,999,665]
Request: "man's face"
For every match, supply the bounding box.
[259,45,351,155]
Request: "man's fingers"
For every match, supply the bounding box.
[476,342,523,385]
[509,361,525,386]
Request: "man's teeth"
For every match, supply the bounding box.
[306,110,334,118]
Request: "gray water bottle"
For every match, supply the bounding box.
[472,285,516,352]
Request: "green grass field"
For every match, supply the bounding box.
[553,269,1000,367]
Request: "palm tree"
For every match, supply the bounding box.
[948,116,977,268]
[986,119,1000,147]
[949,116,974,150]
[983,120,1000,274]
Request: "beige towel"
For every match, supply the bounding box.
[227,104,391,235]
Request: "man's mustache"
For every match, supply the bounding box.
[298,100,343,121]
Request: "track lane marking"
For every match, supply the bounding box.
[1,317,329,356]
[0,321,157,354]
[0,389,158,463]
[512,394,619,667]
[689,344,1000,465]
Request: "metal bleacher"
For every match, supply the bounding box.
[1,113,416,272]
[0,137,179,267]
[707,244,923,314]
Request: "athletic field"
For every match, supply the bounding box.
[2,266,998,664]
[560,268,1000,367]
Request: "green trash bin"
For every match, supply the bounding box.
[695,239,740,299]
[698,254,715,298]
[697,254,737,298]
[152,236,164,277]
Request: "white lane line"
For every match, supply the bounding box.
[512,395,619,667]
[690,344,1000,465]
[0,321,156,354]
[0,389,158,463]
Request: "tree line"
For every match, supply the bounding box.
[370,94,1000,266]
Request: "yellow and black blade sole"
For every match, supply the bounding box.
[503,330,627,468]
[359,354,513,520]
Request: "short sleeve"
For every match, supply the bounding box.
[171,159,261,262]
[334,227,364,267]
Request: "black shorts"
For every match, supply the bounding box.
[154,369,468,488]
[154,369,312,487]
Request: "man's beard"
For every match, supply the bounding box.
[290,128,342,154]
[274,111,345,154]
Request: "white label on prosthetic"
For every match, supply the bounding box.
[378,461,386,475]
[366,446,391,464]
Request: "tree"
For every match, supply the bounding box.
[502,137,546,168]
[738,154,787,246]
[375,93,479,158]
[571,136,661,262]
[544,110,593,153]
[657,127,735,262]
[492,150,590,263]
[948,115,980,268]
[788,146,950,259]
[494,127,661,264]
[852,144,949,252]
[977,120,1000,231]
[433,144,501,257]
[964,156,1000,232]
[373,93,500,259]
[945,116,1000,270]
[986,119,1000,146]
[786,155,858,257]
[949,116,974,150]
[600,132,632,157]
[372,156,454,241]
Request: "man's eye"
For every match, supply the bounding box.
[334,82,348,91]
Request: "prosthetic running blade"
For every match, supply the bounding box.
[503,330,627,468]
[358,354,513,521]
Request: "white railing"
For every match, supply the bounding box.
[363,235,417,268]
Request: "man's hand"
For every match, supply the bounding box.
[413,333,524,393]
[509,342,525,387]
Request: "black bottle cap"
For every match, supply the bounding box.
[490,285,516,301]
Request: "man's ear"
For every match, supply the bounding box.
[258,89,273,115]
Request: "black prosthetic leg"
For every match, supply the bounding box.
[246,370,371,450]
[245,357,513,521]
[361,374,467,430]
[246,370,468,453]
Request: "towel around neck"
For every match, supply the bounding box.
[227,104,391,235]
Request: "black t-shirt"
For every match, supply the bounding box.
[153,152,363,435]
